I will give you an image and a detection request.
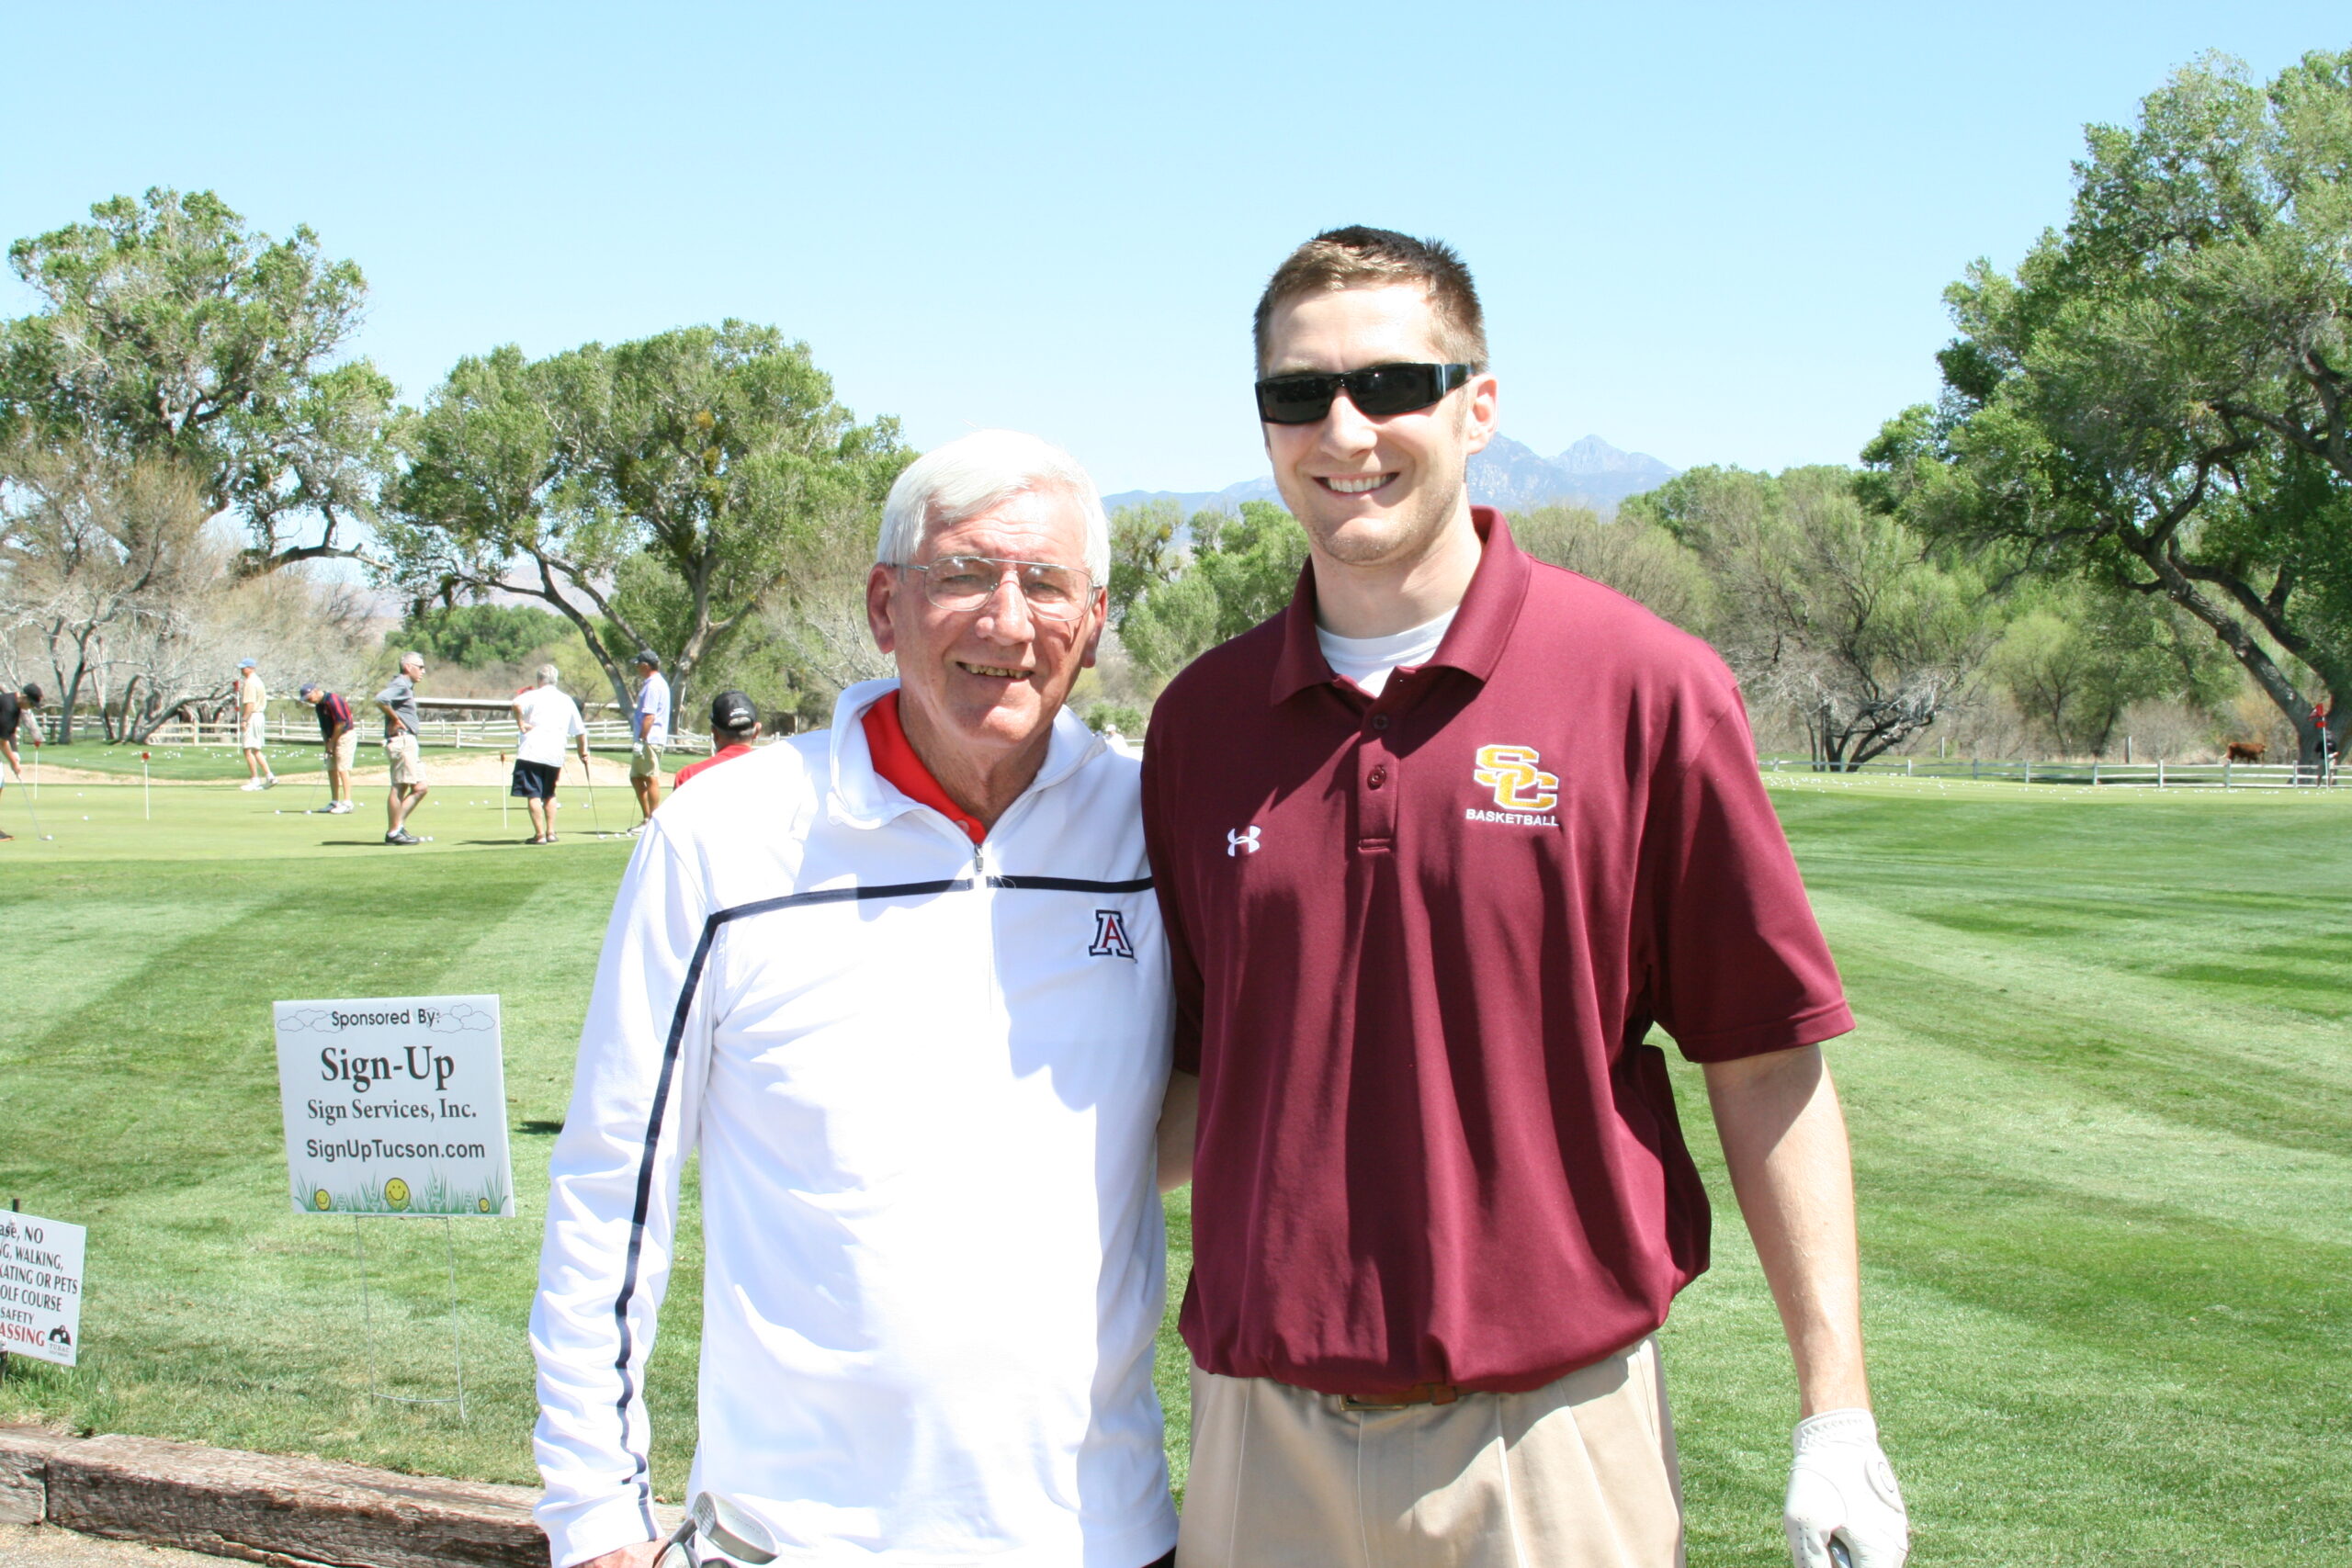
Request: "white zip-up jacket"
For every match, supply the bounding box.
[532,680,1175,1568]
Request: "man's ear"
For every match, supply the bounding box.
[865,563,899,654]
[1460,370,1499,457]
[1080,592,1107,670]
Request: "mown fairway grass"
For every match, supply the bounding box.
[24,739,333,782]
[0,773,2344,1565]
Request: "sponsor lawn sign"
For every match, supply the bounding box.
[274,996,515,1216]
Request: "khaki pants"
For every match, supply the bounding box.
[1179,1338,1683,1568]
[386,732,423,787]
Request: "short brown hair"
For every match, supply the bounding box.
[1252,226,1487,373]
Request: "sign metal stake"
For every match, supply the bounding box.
[350,1214,469,1420]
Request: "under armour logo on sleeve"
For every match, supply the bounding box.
[1227,826,1261,856]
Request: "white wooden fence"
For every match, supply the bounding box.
[143,713,711,753]
[1763,755,2339,789]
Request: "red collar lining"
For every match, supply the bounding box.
[862,691,985,843]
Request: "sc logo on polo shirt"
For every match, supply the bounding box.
[1473,744,1559,812]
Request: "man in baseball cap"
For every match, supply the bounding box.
[236,659,277,791]
[671,691,761,789]
[298,682,357,814]
[0,682,42,840]
[626,650,669,832]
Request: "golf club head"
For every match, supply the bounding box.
[690,1493,778,1565]
[1829,1536,1854,1568]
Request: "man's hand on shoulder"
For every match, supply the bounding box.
[573,1541,661,1568]
[1784,1408,1907,1568]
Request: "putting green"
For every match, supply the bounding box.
[0,778,640,858]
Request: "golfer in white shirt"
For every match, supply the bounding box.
[532,431,1179,1568]
[511,665,591,845]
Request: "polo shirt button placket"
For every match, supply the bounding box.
[1357,747,1397,849]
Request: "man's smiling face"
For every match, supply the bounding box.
[865,485,1105,774]
[1260,281,1498,573]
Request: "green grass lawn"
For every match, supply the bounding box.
[0,775,2344,1565]
[25,738,654,784]
[24,740,333,782]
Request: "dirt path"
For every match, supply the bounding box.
[0,1525,245,1567]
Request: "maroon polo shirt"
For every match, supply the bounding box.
[1140,508,1852,1400]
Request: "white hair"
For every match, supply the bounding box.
[536,663,561,685]
[876,430,1111,582]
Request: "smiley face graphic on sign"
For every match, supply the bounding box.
[1472,744,1560,813]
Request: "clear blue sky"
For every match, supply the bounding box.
[5,4,2346,494]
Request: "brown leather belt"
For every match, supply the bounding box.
[1338,1382,1461,1410]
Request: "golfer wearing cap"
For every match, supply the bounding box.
[0,682,42,841]
[299,683,357,814]
[512,665,592,844]
[533,430,1178,1568]
[627,650,669,831]
[235,660,277,791]
[670,691,760,789]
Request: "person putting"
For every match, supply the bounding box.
[376,651,430,846]
[670,691,760,789]
[626,649,669,833]
[235,659,277,791]
[0,682,43,842]
[512,663,591,843]
[299,682,357,814]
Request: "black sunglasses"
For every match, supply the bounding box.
[1254,362,1477,425]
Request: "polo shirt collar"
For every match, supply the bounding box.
[1269,505,1532,705]
[825,676,1103,830]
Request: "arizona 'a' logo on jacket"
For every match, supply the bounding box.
[1472,744,1559,812]
[1089,908,1137,960]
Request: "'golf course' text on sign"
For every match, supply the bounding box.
[273,996,515,1216]
[0,1209,85,1367]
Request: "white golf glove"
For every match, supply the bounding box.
[1784,1409,1907,1568]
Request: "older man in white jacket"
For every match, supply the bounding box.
[532,431,1176,1568]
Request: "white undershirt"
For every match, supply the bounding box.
[1315,609,1457,698]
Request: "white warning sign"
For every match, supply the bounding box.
[0,1210,86,1367]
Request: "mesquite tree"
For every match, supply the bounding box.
[1864,50,2352,771]
[383,322,908,715]
[0,188,393,574]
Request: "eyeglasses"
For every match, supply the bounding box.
[1254,362,1477,425]
[898,556,1097,620]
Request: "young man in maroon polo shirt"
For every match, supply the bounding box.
[1142,228,1908,1568]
